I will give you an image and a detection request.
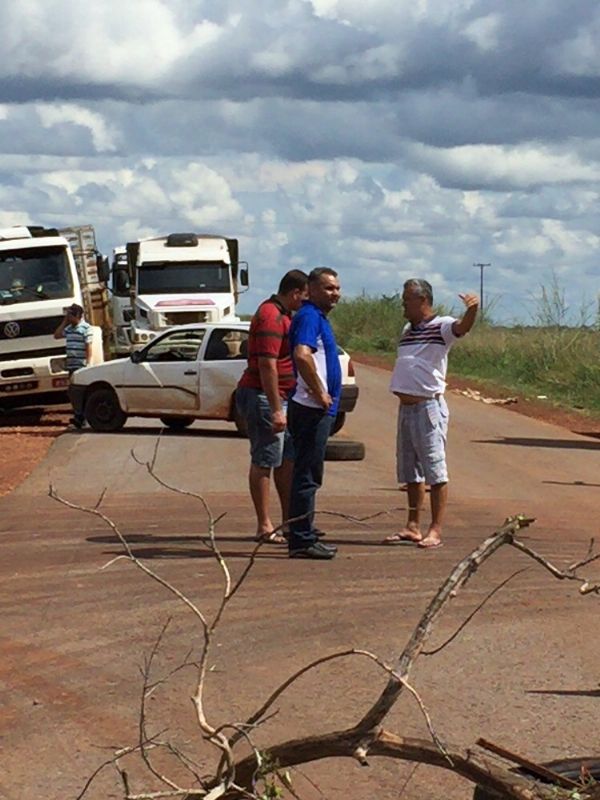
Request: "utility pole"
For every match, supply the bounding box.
[473,262,491,314]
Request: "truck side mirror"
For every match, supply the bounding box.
[97,255,110,284]
[240,265,249,287]
[114,269,130,295]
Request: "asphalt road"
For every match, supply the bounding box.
[2,363,599,800]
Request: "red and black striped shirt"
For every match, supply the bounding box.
[237,295,295,396]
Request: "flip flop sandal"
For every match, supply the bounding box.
[255,532,287,545]
[383,533,421,546]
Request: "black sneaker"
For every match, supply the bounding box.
[317,542,337,552]
[313,528,327,538]
[289,542,336,560]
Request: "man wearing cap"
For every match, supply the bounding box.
[54,303,94,428]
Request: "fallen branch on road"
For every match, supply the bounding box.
[49,452,600,800]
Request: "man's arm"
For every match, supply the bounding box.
[53,314,68,339]
[452,293,479,337]
[294,344,332,410]
[257,357,286,432]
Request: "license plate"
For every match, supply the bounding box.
[0,380,40,393]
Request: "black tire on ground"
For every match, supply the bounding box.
[473,757,600,800]
[85,388,127,432]
[329,411,346,436]
[160,416,194,430]
[325,439,365,461]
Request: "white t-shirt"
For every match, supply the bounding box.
[293,335,329,409]
[389,315,459,397]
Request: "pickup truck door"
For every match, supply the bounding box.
[198,328,249,418]
[120,329,205,414]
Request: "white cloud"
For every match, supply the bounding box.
[409,142,600,189]
[36,103,119,152]
[1,1,600,323]
[463,13,501,51]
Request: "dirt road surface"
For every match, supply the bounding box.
[1,363,599,800]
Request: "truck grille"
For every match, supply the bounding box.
[0,346,65,362]
[0,315,64,340]
[163,311,210,325]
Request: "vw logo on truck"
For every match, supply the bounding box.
[3,321,20,338]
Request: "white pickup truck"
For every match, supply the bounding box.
[70,321,358,436]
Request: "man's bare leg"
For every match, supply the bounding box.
[384,481,425,543]
[273,457,293,534]
[419,482,447,548]
[249,464,273,536]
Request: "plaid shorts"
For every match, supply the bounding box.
[396,396,449,485]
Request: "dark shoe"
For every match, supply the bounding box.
[318,542,337,552]
[69,417,83,429]
[289,542,336,560]
[313,528,326,538]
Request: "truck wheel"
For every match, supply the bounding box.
[160,416,193,431]
[330,412,346,436]
[473,757,600,800]
[325,439,365,461]
[85,388,127,432]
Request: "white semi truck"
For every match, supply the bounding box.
[111,232,249,351]
[0,224,109,412]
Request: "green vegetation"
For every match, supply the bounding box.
[331,294,600,416]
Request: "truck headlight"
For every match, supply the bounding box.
[50,357,67,373]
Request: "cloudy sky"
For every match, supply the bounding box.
[1,0,599,323]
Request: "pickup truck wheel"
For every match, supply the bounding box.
[325,439,365,461]
[473,757,600,800]
[160,416,194,431]
[85,388,127,432]
[330,412,346,436]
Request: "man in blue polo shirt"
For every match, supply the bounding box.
[287,267,342,560]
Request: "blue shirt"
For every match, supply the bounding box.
[289,301,342,417]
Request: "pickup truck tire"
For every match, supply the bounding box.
[473,757,600,800]
[85,388,127,432]
[160,416,194,431]
[325,439,365,461]
[330,412,346,436]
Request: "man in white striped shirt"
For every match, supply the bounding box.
[384,279,478,549]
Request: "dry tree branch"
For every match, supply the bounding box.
[511,538,600,593]
[59,477,600,800]
[356,515,537,735]
[423,567,531,656]
[138,619,187,794]
[48,486,210,631]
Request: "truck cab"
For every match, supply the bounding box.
[123,233,249,350]
[0,225,105,411]
[109,246,135,356]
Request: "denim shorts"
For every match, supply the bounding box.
[235,387,294,468]
[396,396,449,485]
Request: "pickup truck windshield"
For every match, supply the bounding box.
[0,246,73,305]
[138,261,231,294]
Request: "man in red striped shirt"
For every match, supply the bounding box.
[236,270,308,543]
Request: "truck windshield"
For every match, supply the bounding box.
[0,246,73,305]
[138,261,231,294]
